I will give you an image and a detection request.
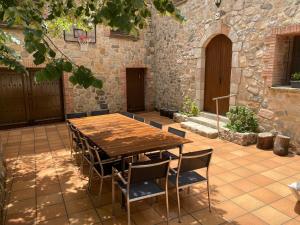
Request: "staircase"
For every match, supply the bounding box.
[180,112,229,139]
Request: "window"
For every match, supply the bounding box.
[290,36,300,76]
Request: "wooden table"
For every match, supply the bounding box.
[68,113,192,158]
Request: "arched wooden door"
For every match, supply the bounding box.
[204,34,232,115]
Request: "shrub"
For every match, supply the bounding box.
[291,72,300,81]
[226,106,258,133]
[181,97,200,117]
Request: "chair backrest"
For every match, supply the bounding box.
[120,112,134,118]
[178,149,213,173]
[149,121,162,129]
[134,115,145,123]
[128,159,170,184]
[168,127,186,138]
[69,124,80,141]
[65,112,87,119]
[90,109,109,116]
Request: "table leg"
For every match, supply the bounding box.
[179,145,183,155]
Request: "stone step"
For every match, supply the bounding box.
[200,112,229,123]
[187,116,227,130]
[180,121,219,139]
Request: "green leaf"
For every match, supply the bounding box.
[63,61,72,72]
[48,49,56,58]
[33,52,45,65]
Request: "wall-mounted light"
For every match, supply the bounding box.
[214,0,222,8]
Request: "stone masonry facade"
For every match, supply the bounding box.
[150,0,300,148]
[2,0,300,147]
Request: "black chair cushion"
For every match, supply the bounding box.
[94,160,125,176]
[169,170,206,187]
[117,180,164,200]
[146,151,178,160]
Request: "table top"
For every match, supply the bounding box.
[68,113,192,158]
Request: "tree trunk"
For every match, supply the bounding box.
[273,134,290,156]
[256,132,274,150]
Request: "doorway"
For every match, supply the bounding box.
[126,68,145,112]
[204,34,232,115]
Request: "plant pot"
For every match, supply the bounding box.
[291,81,300,88]
[160,108,168,117]
[167,109,178,119]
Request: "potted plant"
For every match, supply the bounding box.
[291,72,300,88]
[220,106,258,146]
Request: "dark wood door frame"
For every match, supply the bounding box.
[126,68,146,112]
[204,34,232,115]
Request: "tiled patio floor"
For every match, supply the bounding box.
[1,112,300,225]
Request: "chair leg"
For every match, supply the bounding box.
[99,177,103,199]
[127,201,131,225]
[88,169,94,191]
[176,187,181,223]
[207,179,211,212]
[166,193,169,225]
[80,155,84,174]
[112,176,115,216]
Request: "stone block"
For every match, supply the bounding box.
[220,128,257,146]
[258,109,274,120]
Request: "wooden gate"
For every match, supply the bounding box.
[204,34,232,115]
[126,68,145,112]
[0,68,64,127]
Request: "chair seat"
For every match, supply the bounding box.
[146,151,178,160]
[169,170,206,187]
[94,160,124,176]
[117,180,164,200]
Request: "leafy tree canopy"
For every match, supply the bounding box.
[0,0,184,89]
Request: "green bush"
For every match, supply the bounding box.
[226,106,258,133]
[291,72,300,81]
[181,97,200,117]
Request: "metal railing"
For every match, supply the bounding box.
[212,94,237,136]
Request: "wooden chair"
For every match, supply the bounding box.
[169,149,213,222]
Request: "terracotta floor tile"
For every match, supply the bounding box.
[245,163,268,173]
[213,200,247,220]
[36,216,69,225]
[5,212,36,225]
[37,192,63,208]
[266,182,291,197]
[231,193,265,211]
[246,174,275,186]
[231,178,259,192]
[270,198,300,218]
[283,219,300,225]
[192,208,228,225]
[261,170,287,181]
[252,205,292,225]
[132,208,164,225]
[215,172,242,183]
[96,203,126,221]
[69,209,100,225]
[232,213,268,225]
[168,214,200,225]
[249,188,282,204]
[37,203,67,222]
[231,167,254,177]
[10,187,36,202]
[36,183,61,197]
[102,215,134,225]
[6,198,36,215]
[216,184,244,199]
[65,196,94,215]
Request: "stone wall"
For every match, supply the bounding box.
[2,25,154,113]
[150,0,300,147]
